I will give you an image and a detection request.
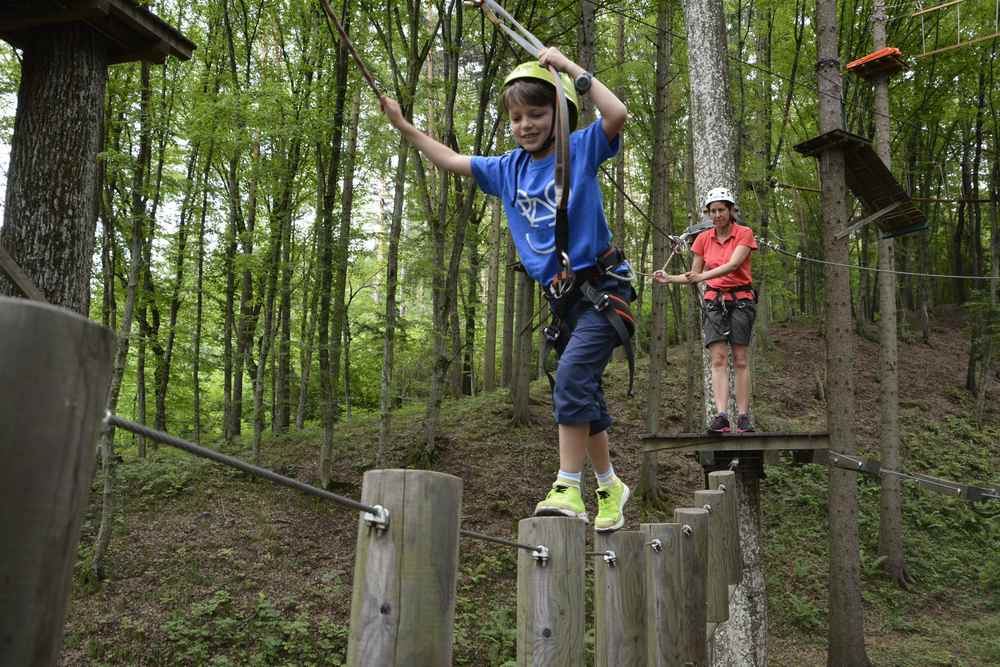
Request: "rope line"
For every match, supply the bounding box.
[106,415,381,515]
[106,415,543,551]
[828,450,1000,516]
[761,238,999,281]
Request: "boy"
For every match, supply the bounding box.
[381,47,633,532]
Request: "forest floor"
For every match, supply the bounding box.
[63,311,1000,666]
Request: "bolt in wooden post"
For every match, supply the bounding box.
[694,489,728,624]
[594,530,645,666]
[0,298,114,666]
[347,469,462,666]
[641,522,681,666]
[516,517,585,666]
[708,470,740,586]
[674,507,709,666]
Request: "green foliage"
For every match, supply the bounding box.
[158,590,349,666]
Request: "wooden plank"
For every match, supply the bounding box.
[641,523,682,667]
[594,530,646,666]
[516,517,585,666]
[0,298,113,665]
[694,490,729,624]
[835,201,903,239]
[915,29,1000,58]
[0,0,109,33]
[347,469,463,665]
[642,431,830,453]
[912,0,963,17]
[0,244,46,302]
[708,471,741,586]
[674,508,709,665]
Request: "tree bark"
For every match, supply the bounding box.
[0,26,108,313]
[815,0,872,662]
[483,199,502,392]
[872,0,910,588]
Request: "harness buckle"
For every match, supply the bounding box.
[543,324,561,343]
[593,292,610,312]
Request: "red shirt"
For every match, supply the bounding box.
[691,223,758,301]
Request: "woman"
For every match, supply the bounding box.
[653,187,758,433]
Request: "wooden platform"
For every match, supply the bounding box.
[0,0,195,64]
[641,431,830,454]
[847,47,907,80]
[794,129,927,239]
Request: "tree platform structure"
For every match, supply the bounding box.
[794,129,926,240]
[642,431,831,477]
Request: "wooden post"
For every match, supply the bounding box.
[674,507,709,666]
[708,470,741,586]
[594,530,646,666]
[516,517,585,666]
[641,522,681,666]
[694,489,729,624]
[0,298,114,665]
[347,469,462,666]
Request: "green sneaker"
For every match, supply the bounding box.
[594,478,630,533]
[534,484,588,522]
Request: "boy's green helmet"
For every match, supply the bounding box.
[502,61,580,116]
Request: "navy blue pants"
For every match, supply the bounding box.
[550,276,635,435]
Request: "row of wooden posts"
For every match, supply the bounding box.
[349,468,741,666]
[1,298,740,666]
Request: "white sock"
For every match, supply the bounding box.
[556,470,582,488]
[596,465,616,488]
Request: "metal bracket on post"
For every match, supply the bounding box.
[531,544,550,565]
[647,539,663,553]
[603,550,617,567]
[681,524,693,537]
[362,505,390,531]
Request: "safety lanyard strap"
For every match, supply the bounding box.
[472,0,572,271]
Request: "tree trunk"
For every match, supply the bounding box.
[639,0,674,506]
[577,0,597,126]
[512,271,534,424]
[872,0,910,588]
[815,0,872,662]
[483,199,502,392]
[684,0,767,661]
[92,60,151,580]
[502,236,517,388]
[0,26,107,313]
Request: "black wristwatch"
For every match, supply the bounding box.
[574,71,593,95]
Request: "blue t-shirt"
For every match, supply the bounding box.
[471,119,620,286]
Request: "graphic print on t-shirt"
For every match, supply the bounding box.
[515,179,558,254]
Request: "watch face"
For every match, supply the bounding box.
[575,73,592,93]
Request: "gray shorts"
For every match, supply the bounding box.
[703,298,756,347]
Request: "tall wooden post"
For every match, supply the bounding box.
[675,507,709,665]
[347,469,462,665]
[0,298,114,665]
[695,489,729,624]
[594,530,646,666]
[642,522,682,666]
[516,517,585,666]
[708,470,741,587]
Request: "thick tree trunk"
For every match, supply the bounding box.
[0,26,107,313]
[684,0,767,662]
[577,0,597,126]
[815,0,872,663]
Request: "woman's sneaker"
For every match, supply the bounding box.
[534,483,588,522]
[736,414,754,433]
[594,478,630,533]
[708,413,731,433]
